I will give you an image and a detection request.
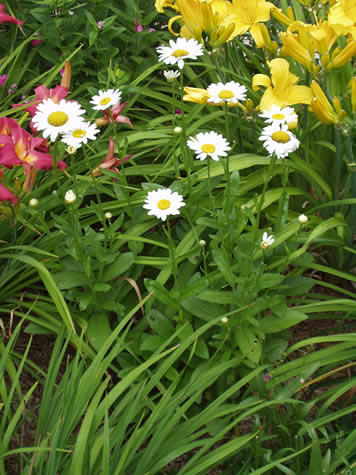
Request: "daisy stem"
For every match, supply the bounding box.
[207,157,216,218]
[70,154,79,198]
[252,154,277,251]
[178,72,192,191]
[224,103,231,219]
[165,218,178,288]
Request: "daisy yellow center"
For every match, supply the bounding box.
[100,97,111,106]
[272,113,285,120]
[218,90,234,100]
[172,49,188,57]
[201,144,216,154]
[157,199,171,210]
[73,129,87,138]
[48,111,68,127]
[271,131,290,144]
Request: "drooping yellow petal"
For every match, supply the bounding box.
[328,0,356,39]
[310,81,339,123]
[249,23,265,48]
[155,0,174,13]
[269,58,299,91]
[252,74,271,91]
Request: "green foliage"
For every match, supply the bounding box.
[0,0,355,472]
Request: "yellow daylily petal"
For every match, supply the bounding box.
[168,15,183,36]
[183,87,210,104]
[252,74,271,91]
[249,23,265,48]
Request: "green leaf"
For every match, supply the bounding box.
[260,310,307,333]
[257,273,285,290]
[101,252,134,282]
[54,270,89,290]
[181,297,223,321]
[92,283,112,292]
[87,314,112,351]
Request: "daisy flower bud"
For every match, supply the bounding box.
[29,198,39,207]
[105,212,113,219]
[163,70,180,82]
[64,189,76,204]
[174,126,183,134]
[298,214,309,224]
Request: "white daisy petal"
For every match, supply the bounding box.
[207,81,247,104]
[259,124,300,159]
[143,188,185,221]
[187,131,231,161]
[32,98,86,142]
[156,37,204,70]
[61,121,100,148]
[259,105,298,127]
[90,89,122,111]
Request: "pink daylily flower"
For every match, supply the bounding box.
[92,137,133,177]
[95,101,133,128]
[0,4,23,25]
[13,84,68,117]
[0,123,66,172]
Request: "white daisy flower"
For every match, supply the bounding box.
[187,131,231,161]
[90,89,122,111]
[61,122,99,148]
[260,232,275,249]
[32,98,86,142]
[143,188,185,221]
[163,70,180,82]
[207,81,247,104]
[156,38,204,70]
[259,124,300,159]
[259,105,298,128]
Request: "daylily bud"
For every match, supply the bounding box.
[245,98,254,114]
[271,8,293,27]
[351,77,356,112]
[328,41,356,69]
[22,166,36,193]
[60,61,71,89]
[286,6,295,21]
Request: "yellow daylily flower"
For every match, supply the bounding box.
[328,0,356,39]
[169,0,233,46]
[271,7,293,27]
[305,20,338,55]
[280,31,314,71]
[226,0,274,47]
[252,58,313,110]
[309,81,340,124]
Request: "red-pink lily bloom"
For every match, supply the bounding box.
[0,170,18,204]
[0,123,66,173]
[92,137,133,177]
[95,101,133,128]
[0,4,23,25]
[13,84,68,117]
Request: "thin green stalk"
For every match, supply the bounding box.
[164,218,178,288]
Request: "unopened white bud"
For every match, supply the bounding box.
[174,126,183,134]
[164,70,180,82]
[199,239,206,247]
[64,190,76,204]
[105,212,112,219]
[298,214,308,224]
[221,317,228,323]
[29,198,39,207]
